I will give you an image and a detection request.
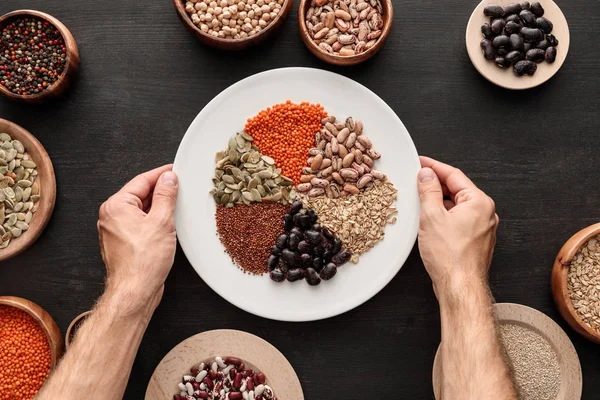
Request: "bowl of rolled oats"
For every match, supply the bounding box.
[0,119,56,262]
[552,223,600,344]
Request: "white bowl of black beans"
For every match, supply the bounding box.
[466,0,570,90]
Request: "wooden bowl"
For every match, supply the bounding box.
[65,310,92,350]
[552,223,600,344]
[432,303,582,400]
[0,10,80,103]
[0,296,64,370]
[172,0,294,50]
[298,0,393,66]
[146,329,303,400]
[466,0,570,90]
[0,119,56,262]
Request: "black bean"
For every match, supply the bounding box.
[305,268,321,286]
[287,268,305,282]
[323,250,332,263]
[526,48,545,63]
[503,3,522,15]
[320,263,338,280]
[300,253,312,268]
[267,255,279,271]
[545,46,557,63]
[290,200,303,215]
[504,21,522,35]
[322,227,334,241]
[509,33,524,50]
[506,14,521,23]
[492,35,510,48]
[506,50,524,64]
[288,233,301,250]
[497,48,507,56]
[332,249,351,266]
[298,214,311,230]
[519,10,536,27]
[311,224,322,232]
[520,27,543,43]
[305,230,322,244]
[535,17,553,33]
[298,240,311,254]
[313,246,325,257]
[484,5,505,17]
[283,214,293,232]
[293,212,302,228]
[536,39,549,50]
[269,269,286,282]
[290,227,302,236]
[306,209,318,224]
[271,245,282,256]
[546,34,559,46]
[281,249,300,267]
[481,23,494,39]
[530,1,544,17]
[491,18,506,35]
[523,42,532,52]
[331,238,342,255]
[312,257,324,272]
[276,234,288,249]
[513,60,537,75]
[521,1,530,10]
[495,56,511,68]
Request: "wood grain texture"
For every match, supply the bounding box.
[432,303,582,400]
[0,296,64,369]
[0,118,56,262]
[552,223,600,343]
[0,10,80,103]
[145,330,303,399]
[297,0,393,66]
[0,0,599,398]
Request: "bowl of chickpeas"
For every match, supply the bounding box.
[173,0,294,50]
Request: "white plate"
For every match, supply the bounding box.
[173,67,420,322]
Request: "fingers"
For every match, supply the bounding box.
[148,171,179,224]
[118,165,173,203]
[419,156,477,195]
[418,167,445,216]
[443,199,455,211]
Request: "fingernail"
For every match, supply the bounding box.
[161,171,178,186]
[418,168,436,183]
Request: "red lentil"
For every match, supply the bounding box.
[0,305,51,400]
[216,203,289,274]
[244,101,327,184]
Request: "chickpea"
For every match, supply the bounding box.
[239,11,248,19]
[237,2,245,10]
[262,13,270,21]
[248,10,255,18]
[259,18,267,27]
[251,19,258,27]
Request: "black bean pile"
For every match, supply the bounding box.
[480,2,558,76]
[268,200,351,286]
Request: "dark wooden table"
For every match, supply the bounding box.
[1,1,599,398]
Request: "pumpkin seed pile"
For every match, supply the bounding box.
[210,132,296,206]
[0,132,40,249]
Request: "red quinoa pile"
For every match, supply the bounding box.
[216,203,289,274]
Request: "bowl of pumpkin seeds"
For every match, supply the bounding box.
[0,118,56,262]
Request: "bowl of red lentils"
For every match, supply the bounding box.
[0,10,80,103]
[173,0,294,50]
[0,296,64,399]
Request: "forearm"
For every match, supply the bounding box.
[437,273,516,400]
[37,288,156,400]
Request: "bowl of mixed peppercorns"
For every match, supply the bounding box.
[0,10,80,103]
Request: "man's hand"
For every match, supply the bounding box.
[98,165,179,312]
[417,156,499,296]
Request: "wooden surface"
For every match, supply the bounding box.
[466,0,570,90]
[0,0,599,398]
[173,0,294,50]
[432,303,582,399]
[145,329,303,399]
[0,10,80,103]
[552,223,600,343]
[0,296,64,370]
[297,0,393,66]
[0,118,56,262]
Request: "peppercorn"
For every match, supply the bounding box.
[0,305,51,400]
[0,16,67,96]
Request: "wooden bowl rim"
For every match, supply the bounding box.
[552,222,600,342]
[0,296,64,370]
[0,118,57,262]
[0,9,80,101]
[172,0,294,47]
[65,310,93,350]
[297,0,393,65]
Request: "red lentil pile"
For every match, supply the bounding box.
[244,101,327,184]
[0,305,51,400]
[216,203,289,274]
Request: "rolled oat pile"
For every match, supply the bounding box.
[301,179,397,263]
[568,235,600,332]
